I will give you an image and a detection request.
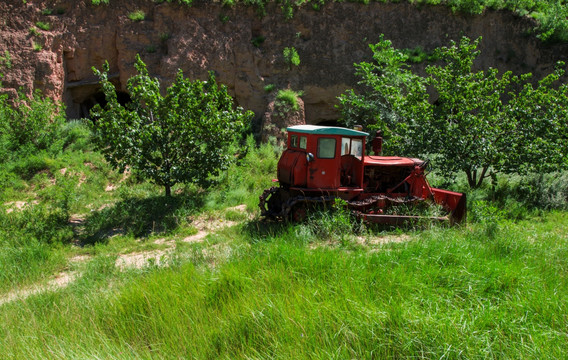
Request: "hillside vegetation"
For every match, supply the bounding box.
[1,86,568,357]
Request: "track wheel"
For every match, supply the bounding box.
[290,203,308,222]
[259,187,285,218]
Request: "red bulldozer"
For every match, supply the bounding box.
[259,125,466,224]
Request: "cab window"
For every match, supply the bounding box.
[290,135,298,148]
[351,139,363,158]
[318,138,336,159]
[299,136,307,149]
[341,137,350,156]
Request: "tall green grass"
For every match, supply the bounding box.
[1,213,566,358]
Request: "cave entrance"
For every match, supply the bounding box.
[66,85,131,119]
[78,90,131,119]
[65,74,130,119]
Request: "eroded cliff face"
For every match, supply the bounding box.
[1,0,567,125]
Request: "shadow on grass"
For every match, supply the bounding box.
[80,194,205,245]
[241,218,292,244]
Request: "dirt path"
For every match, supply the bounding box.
[0,271,78,307]
[0,206,247,306]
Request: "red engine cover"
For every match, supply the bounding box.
[277,150,307,187]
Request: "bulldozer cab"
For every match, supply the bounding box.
[281,125,368,190]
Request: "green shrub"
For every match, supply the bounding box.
[263,84,275,93]
[283,46,300,68]
[401,46,439,63]
[0,90,66,160]
[128,10,145,22]
[60,119,92,152]
[29,27,40,36]
[219,14,230,23]
[11,153,54,180]
[275,89,303,111]
[35,21,51,31]
[204,135,281,211]
[0,50,11,70]
[300,198,362,242]
[91,0,109,5]
[534,2,568,43]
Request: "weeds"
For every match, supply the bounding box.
[275,88,303,111]
[283,46,300,69]
[128,10,145,22]
[263,83,275,93]
[35,21,50,31]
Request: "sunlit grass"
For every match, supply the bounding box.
[1,214,567,358]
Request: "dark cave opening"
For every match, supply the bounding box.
[76,90,131,119]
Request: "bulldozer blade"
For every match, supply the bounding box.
[431,188,467,224]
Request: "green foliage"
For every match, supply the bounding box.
[82,189,198,240]
[0,90,66,162]
[35,21,50,31]
[339,35,568,188]
[401,45,438,63]
[128,10,145,21]
[32,42,42,51]
[0,51,11,71]
[299,198,362,242]
[91,54,253,196]
[533,1,568,43]
[263,83,275,93]
[275,88,303,111]
[91,0,109,5]
[204,135,281,211]
[219,13,230,23]
[282,46,300,69]
[28,26,40,36]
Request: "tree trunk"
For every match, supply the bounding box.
[465,166,489,189]
[165,184,172,197]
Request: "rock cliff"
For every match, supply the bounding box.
[1,0,567,126]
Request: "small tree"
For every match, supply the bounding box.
[340,36,568,188]
[91,55,253,196]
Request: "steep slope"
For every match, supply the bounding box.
[1,0,567,124]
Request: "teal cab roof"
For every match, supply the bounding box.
[287,125,368,137]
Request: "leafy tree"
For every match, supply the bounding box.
[91,55,253,197]
[340,36,568,188]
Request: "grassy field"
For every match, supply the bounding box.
[0,213,567,358]
[1,119,567,358]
